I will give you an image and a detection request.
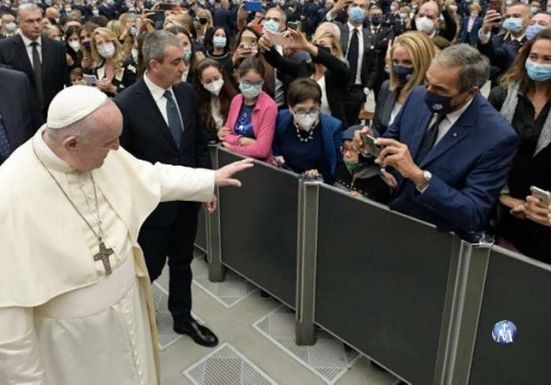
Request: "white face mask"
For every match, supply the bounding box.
[68,40,80,52]
[415,16,435,34]
[294,110,319,131]
[203,78,224,96]
[97,42,115,59]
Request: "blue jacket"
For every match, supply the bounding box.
[385,87,520,237]
[273,110,343,184]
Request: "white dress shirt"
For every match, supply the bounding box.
[429,97,474,146]
[346,22,364,85]
[19,33,42,67]
[143,72,184,133]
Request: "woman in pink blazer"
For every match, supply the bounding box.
[218,57,278,162]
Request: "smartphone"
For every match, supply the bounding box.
[83,74,98,86]
[268,32,291,46]
[530,186,551,206]
[288,21,301,31]
[244,1,263,12]
[359,133,381,157]
[158,2,174,10]
[488,0,502,13]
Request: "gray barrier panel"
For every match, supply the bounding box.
[217,150,300,307]
[315,185,456,384]
[468,246,551,385]
[195,207,207,253]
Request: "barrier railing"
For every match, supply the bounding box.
[194,147,548,385]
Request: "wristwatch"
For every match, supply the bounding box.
[416,170,432,193]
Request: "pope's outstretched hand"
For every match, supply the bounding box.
[214,159,254,187]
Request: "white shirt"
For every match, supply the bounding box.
[315,75,331,115]
[19,33,42,67]
[274,45,285,106]
[429,97,474,146]
[143,72,184,133]
[347,22,364,85]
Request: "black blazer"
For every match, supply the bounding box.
[0,67,43,164]
[0,35,68,114]
[115,79,211,228]
[372,80,399,136]
[263,45,350,127]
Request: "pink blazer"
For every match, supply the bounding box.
[223,91,278,162]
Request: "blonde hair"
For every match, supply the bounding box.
[388,31,435,94]
[312,31,344,61]
[91,27,126,71]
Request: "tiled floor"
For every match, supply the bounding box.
[155,256,398,385]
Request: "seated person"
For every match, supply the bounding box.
[334,126,391,203]
[273,78,343,184]
[218,57,277,162]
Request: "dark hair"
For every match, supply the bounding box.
[64,24,81,51]
[90,15,109,27]
[206,26,230,54]
[70,67,83,77]
[193,58,237,139]
[232,26,260,55]
[432,35,452,51]
[237,57,265,78]
[286,78,322,106]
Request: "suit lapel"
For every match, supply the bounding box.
[15,36,33,75]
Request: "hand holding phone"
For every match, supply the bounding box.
[530,186,551,206]
[359,132,382,157]
[83,74,98,86]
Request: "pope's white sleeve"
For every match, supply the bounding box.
[154,163,215,203]
[0,307,46,385]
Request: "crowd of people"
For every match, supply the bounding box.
[0,0,551,381]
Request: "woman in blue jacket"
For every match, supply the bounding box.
[272,78,343,184]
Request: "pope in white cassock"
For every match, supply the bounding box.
[0,85,253,385]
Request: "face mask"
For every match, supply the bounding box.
[505,0,513,4]
[199,17,208,25]
[293,110,319,131]
[68,40,81,52]
[183,47,192,62]
[371,15,382,26]
[92,9,99,16]
[525,59,551,82]
[97,42,115,59]
[239,81,263,99]
[502,17,524,33]
[390,5,396,12]
[424,89,455,114]
[526,24,545,40]
[131,47,139,63]
[130,26,138,36]
[203,78,224,96]
[530,6,539,13]
[5,21,16,33]
[65,6,72,12]
[392,65,413,85]
[471,12,478,17]
[344,159,364,174]
[213,35,227,48]
[263,19,280,33]
[399,13,407,19]
[415,16,435,34]
[348,6,366,24]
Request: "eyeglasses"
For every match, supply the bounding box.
[265,16,281,22]
[293,107,320,116]
[241,80,264,87]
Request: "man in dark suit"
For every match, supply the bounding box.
[0,67,43,166]
[364,44,520,239]
[0,4,68,118]
[115,31,218,347]
[364,5,394,98]
[458,3,483,46]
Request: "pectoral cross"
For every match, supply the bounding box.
[94,241,114,275]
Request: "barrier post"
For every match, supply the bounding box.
[436,240,492,385]
[207,146,225,282]
[295,179,321,345]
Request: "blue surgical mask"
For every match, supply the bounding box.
[392,65,413,85]
[263,19,280,33]
[348,6,366,24]
[130,26,138,37]
[424,89,454,114]
[525,59,551,82]
[239,81,263,99]
[502,17,524,33]
[183,48,192,62]
[213,35,227,48]
[526,24,545,40]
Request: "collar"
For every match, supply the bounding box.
[143,72,173,103]
[20,32,42,47]
[33,125,75,174]
[504,31,525,43]
[446,96,475,126]
[347,21,362,32]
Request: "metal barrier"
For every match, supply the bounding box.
[196,147,550,385]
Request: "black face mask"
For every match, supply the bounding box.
[199,17,208,25]
[371,15,382,26]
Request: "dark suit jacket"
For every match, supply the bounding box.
[459,16,483,46]
[478,33,526,79]
[0,34,68,114]
[115,79,211,228]
[372,80,399,136]
[0,67,43,164]
[385,87,520,238]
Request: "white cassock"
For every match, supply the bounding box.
[0,127,215,385]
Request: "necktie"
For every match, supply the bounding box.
[0,117,11,161]
[31,41,44,108]
[347,29,359,84]
[415,113,446,163]
[163,90,183,148]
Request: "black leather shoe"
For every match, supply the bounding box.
[173,319,219,347]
